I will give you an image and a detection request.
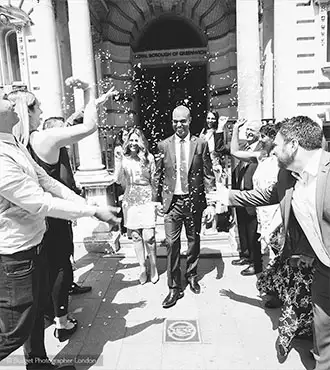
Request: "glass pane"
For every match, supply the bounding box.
[7,32,21,82]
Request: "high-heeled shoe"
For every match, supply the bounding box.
[150,269,159,284]
[139,270,148,285]
[54,318,78,342]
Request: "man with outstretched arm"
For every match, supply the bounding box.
[0,96,119,369]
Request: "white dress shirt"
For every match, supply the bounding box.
[291,149,330,267]
[0,133,97,254]
[174,134,190,195]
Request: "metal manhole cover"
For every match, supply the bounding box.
[164,319,201,343]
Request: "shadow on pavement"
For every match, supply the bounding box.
[219,288,280,330]
[53,261,165,369]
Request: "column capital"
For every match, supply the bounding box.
[0,5,32,27]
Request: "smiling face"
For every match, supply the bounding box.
[172,106,191,139]
[273,133,297,169]
[206,112,217,129]
[128,132,141,154]
[28,99,43,131]
[245,125,260,144]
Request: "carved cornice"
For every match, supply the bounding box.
[0,5,32,27]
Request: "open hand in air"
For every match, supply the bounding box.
[96,86,119,106]
[65,77,90,90]
[234,118,247,130]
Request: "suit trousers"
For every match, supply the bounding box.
[236,207,262,270]
[164,196,202,289]
[0,245,49,366]
[312,261,330,370]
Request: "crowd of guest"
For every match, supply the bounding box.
[0,77,329,370]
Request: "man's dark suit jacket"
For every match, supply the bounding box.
[232,141,262,216]
[154,134,215,213]
[228,150,330,258]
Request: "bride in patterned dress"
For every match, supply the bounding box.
[115,128,159,285]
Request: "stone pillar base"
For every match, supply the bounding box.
[73,169,116,254]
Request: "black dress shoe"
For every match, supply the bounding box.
[69,282,92,295]
[54,319,78,342]
[187,276,201,294]
[231,257,250,266]
[240,265,262,276]
[162,289,184,309]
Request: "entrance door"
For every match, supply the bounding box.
[136,64,207,153]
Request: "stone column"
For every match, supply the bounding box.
[274,0,297,120]
[67,0,104,173]
[67,0,114,252]
[236,0,262,121]
[262,0,274,119]
[31,0,63,118]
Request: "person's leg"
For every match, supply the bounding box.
[312,263,330,370]
[246,214,262,273]
[184,205,202,279]
[313,304,330,370]
[235,208,250,259]
[143,228,158,284]
[131,229,147,284]
[164,199,184,289]
[0,248,42,362]
[23,247,50,367]
[52,257,75,324]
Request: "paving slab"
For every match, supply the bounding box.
[4,248,315,370]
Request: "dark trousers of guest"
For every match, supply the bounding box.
[0,245,49,367]
[164,195,202,289]
[43,219,74,318]
[312,261,330,370]
[236,207,262,271]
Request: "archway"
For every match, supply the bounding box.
[134,15,208,152]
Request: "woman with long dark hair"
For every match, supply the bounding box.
[116,127,159,284]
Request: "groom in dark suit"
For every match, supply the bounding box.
[154,105,216,309]
[210,116,330,369]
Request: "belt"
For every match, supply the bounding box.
[0,243,42,258]
[173,194,190,200]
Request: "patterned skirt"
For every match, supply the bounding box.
[257,256,314,355]
[122,184,157,230]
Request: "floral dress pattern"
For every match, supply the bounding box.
[118,154,157,230]
[257,235,314,355]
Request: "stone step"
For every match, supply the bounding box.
[73,217,240,259]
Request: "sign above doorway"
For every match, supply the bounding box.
[134,47,207,67]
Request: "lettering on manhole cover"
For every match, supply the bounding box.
[164,319,200,343]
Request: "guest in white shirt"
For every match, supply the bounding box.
[0,96,119,370]
[154,105,216,308]
[210,116,330,370]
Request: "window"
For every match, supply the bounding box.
[6,31,21,82]
[327,12,330,63]
[0,28,22,85]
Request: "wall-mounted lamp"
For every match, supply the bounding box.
[0,13,10,26]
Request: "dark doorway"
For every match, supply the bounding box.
[135,16,205,52]
[135,64,207,153]
[134,15,207,153]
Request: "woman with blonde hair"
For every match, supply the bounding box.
[8,78,118,342]
[116,127,159,284]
